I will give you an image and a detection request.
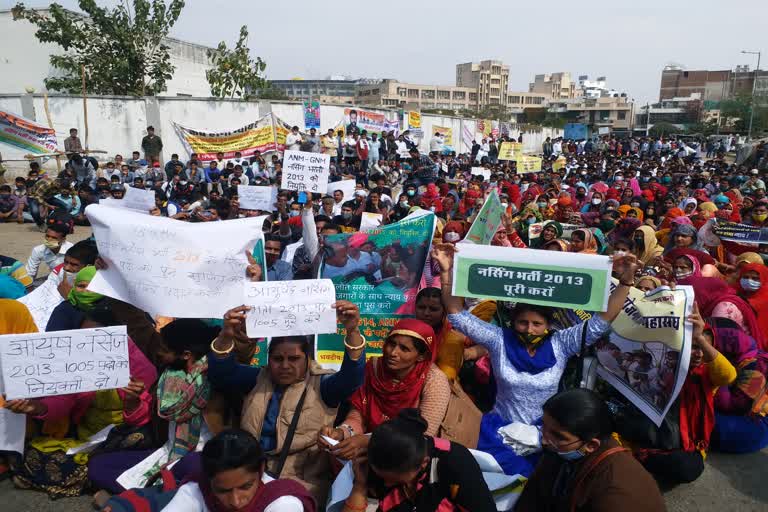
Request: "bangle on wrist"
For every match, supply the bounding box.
[211,338,235,355]
[344,334,366,351]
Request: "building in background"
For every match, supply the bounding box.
[269,78,364,104]
[0,8,214,97]
[548,96,633,133]
[455,60,510,109]
[529,72,579,100]
[578,75,621,99]
[659,64,768,103]
[635,93,704,133]
[355,79,477,110]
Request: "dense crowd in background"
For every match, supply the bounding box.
[1,122,768,512]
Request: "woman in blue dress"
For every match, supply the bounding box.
[429,245,638,477]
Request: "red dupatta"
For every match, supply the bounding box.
[349,319,436,430]
[678,364,716,452]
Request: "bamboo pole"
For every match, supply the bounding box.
[42,93,61,172]
[81,64,89,151]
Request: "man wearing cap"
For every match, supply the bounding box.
[141,126,163,164]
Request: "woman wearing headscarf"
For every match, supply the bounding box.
[322,319,450,460]
[633,226,664,266]
[569,228,598,254]
[580,190,605,214]
[679,276,766,349]
[679,197,698,216]
[433,245,639,477]
[45,266,104,330]
[529,220,563,249]
[707,318,768,454]
[734,263,768,351]
[609,217,642,246]
[664,247,720,279]
[543,239,571,252]
[664,224,704,254]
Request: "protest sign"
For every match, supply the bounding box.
[452,244,612,312]
[528,221,579,240]
[237,185,277,211]
[303,100,320,130]
[243,279,337,338]
[0,326,130,400]
[713,220,768,244]
[463,189,504,245]
[471,167,491,180]
[564,123,588,140]
[281,150,330,194]
[516,155,543,173]
[432,125,454,152]
[0,370,25,454]
[17,276,64,331]
[173,114,289,161]
[86,204,266,318]
[408,111,421,129]
[343,108,389,135]
[316,211,436,369]
[326,179,356,203]
[553,156,567,171]
[498,142,523,161]
[545,283,694,426]
[360,212,383,232]
[0,109,58,155]
[119,186,156,212]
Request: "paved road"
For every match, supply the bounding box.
[2,222,767,511]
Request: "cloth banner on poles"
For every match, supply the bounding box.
[0,110,58,155]
[315,211,436,369]
[173,114,289,161]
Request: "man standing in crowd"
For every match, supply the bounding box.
[64,128,83,159]
[141,126,163,164]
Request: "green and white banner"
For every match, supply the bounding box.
[452,244,612,312]
[463,189,505,245]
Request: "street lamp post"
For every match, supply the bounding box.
[742,50,762,140]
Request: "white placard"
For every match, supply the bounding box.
[0,361,25,454]
[360,212,383,232]
[238,185,277,211]
[85,204,266,318]
[471,167,491,180]
[326,179,356,202]
[243,279,337,338]
[17,276,64,331]
[282,150,330,194]
[0,326,130,400]
[281,240,304,264]
[123,186,156,211]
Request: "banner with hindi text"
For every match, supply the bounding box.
[0,110,58,155]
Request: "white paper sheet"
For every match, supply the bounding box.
[326,179,357,203]
[66,424,116,454]
[17,275,64,331]
[471,166,491,180]
[281,240,304,264]
[238,185,277,211]
[0,368,26,454]
[122,186,156,212]
[360,212,383,232]
[116,445,170,490]
[0,325,130,400]
[85,204,266,318]
[282,150,330,193]
[243,279,337,338]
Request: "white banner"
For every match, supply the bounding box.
[17,276,64,331]
[282,150,330,193]
[0,326,130,400]
[85,204,266,318]
[327,179,357,203]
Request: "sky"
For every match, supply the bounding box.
[17,0,768,104]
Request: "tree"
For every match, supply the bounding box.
[12,1,185,96]
[720,93,768,135]
[649,122,678,138]
[206,25,267,100]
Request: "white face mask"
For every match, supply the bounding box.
[444,231,461,242]
[675,269,693,280]
[592,198,602,205]
[501,202,509,209]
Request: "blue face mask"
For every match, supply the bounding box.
[740,278,762,292]
[556,444,587,461]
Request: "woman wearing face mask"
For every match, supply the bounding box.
[390,193,412,223]
[343,409,495,512]
[432,245,638,477]
[161,429,315,512]
[628,306,735,485]
[734,264,768,349]
[633,225,664,266]
[580,191,604,214]
[516,389,665,512]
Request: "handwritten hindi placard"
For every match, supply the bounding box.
[85,204,266,318]
[281,150,330,194]
[0,326,130,400]
[238,185,277,211]
[243,279,337,338]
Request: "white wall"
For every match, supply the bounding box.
[0,93,562,172]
